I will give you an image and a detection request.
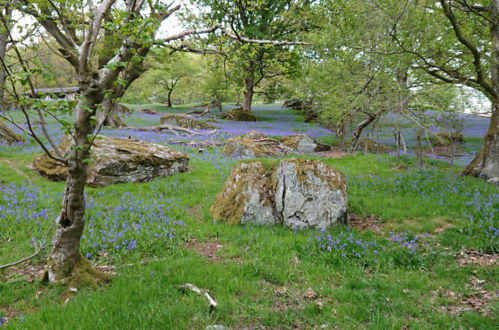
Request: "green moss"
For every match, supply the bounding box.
[218,108,258,121]
[428,132,464,146]
[353,138,394,153]
[43,254,112,293]
[160,114,215,129]
[223,138,282,157]
[210,162,269,225]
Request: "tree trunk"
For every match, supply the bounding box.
[351,113,376,151]
[416,128,424,169]
[242,77,254,112]
[97,94,126,128]
[462,1,499,182]
[45,92,110,284]
[462,99,499,182]
[0,8,10,111]
[166,88,173,107]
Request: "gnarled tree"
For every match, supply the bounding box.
[9,0,176,283]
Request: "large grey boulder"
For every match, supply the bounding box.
[209,162,276,225]
[274,160,347,228]
[281,134,329,153]
[33,135,189,187]
[211,159,348,229]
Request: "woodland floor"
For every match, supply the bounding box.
[0,103,497,329]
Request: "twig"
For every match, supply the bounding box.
[178,283,217,309]
[0,244,51,270]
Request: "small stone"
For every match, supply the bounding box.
[205,325,227,330]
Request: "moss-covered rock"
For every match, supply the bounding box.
[243,130,268,140]
[211,159,348,230]
[281,134,330,153]
[33,135,189,187]
[218,108,258,121]
[355,138,394,153]
[160,114,215,129]
[223,137,285,158]
[429,132,464,146]
[210,162,276,225]
[0,121,24,144]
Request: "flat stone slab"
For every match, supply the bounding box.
[33,135,189,187]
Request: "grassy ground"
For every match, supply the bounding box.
[0,104,497,329]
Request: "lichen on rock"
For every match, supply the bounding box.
[222,137,285,158]
[32,135,189,187]
[429,132,464,146]
[160,114,216,129]
[281,134,330,153]
[354,138,394,153]
[211,159,348,230]
[243,130,268,140]
[218,108,258,121]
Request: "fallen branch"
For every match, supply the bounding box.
[184,109,215,118]
[127,125,217,137]
[0,244,51,270]
[178,283,218,309]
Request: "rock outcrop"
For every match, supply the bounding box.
[33,135,189,187]
[281,134,330,153]
[224,133,329,158]
[429,132,464,146]
[354,138,394,153]
[223,137,288,158]
[0,121,23,144]
[211,159,348,229]
[218,108,257,121]
[243,130,268,140]
[160,114,215,129]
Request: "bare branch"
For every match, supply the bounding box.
[439,0,494,97]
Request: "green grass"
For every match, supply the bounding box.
[0,108,498,329]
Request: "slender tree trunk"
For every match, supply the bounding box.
[166,88,173,107]
[45,90,109,284]
[242,76,254,112]
[351,113,376,151]
[0,8,10,111]
[416,128,424,169]
[97,94,126,128]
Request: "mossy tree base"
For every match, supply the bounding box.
[42,254,112,287]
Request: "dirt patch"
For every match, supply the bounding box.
[438,277,496,315]
[270,285,303,312]
[348,214,383,232]
[456,250,498,267]
[185,239,243,264]
[8,264,45,282]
